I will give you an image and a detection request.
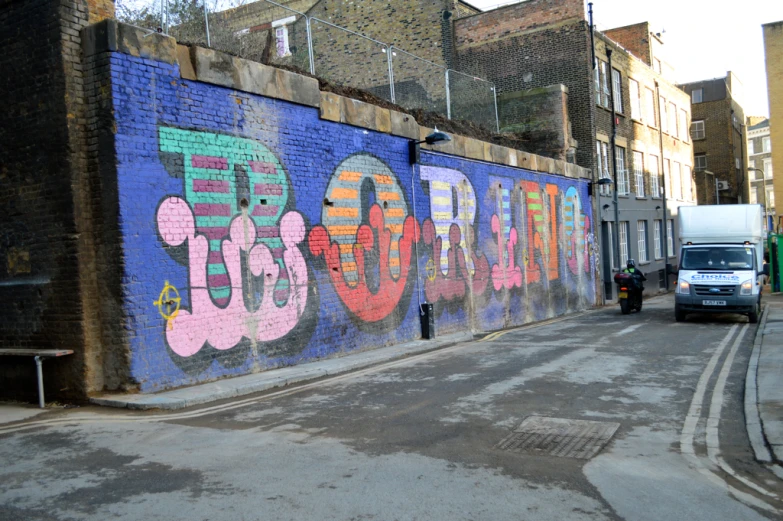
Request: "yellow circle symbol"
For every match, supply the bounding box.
[154,281,181,323]
[425,258,437,282]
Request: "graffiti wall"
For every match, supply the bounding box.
[111,52,596,391]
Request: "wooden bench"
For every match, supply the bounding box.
[0,349,74,408]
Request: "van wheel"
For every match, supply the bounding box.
[675,306,686,322]
[749,301,760,324]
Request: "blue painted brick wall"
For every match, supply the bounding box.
[110,52,597,392]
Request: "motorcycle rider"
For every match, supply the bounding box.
[623,259,646,288]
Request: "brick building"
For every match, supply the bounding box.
[764,21,783,232]
[678,72,749,206]
[454,3,694,298]
[747,117,775,229]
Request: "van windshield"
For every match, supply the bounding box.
[681,246,755,271]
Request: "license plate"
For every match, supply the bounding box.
[703,300,727,306]
[619,291,628,298]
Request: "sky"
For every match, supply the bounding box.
[472,0,783,117]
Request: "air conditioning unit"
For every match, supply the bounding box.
[716,180,729,191]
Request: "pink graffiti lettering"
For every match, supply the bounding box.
[490,214,523,290]
[156,196,308,357]
[422,219,489,302]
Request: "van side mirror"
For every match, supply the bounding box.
[666,263,678,276]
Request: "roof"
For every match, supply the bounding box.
[748,118,770,131]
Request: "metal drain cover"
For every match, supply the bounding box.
[496,416,620,459]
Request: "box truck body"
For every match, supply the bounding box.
[674,205,765,322]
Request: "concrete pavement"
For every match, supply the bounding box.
[753,292,783,463]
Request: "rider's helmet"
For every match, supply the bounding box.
[627,259,636,269]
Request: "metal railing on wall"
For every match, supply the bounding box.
[116,0,499,132]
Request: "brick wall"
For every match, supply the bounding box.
[69,25,598,393]
[764,22,783,225]
[681,76,748,205]
[0,0,113,402]
[455,18,594,169]
[602,22,651,66]
[498,85,573,161]
[454,0,584,46]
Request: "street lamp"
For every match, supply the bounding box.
[748,167,769,231]
[409,128,452,164]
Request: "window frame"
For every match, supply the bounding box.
[654,220,662,259]
[619,221,629,267]
[600,61,610,108]
[692,88,703,103]
[694,154,707,172]
[612,68,623,114]
[691,120,705,140]
[668,102,678,139]
[645,88,657,127]
[667,220,674,258]
[616,146,629,196]
[672,161,681,200]
[629,78,642,121]
[637,220,648,263]
[660,96,668,134]
[649,155,661,198]
[679,109,689,143]
[633,151,645,197]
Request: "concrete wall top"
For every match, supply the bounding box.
[83,19,591,181]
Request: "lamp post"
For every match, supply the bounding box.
[748,167,768,232]
[409,128,451,340]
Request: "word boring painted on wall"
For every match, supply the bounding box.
[111,51,595,391]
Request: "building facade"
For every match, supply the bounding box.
[747,117,775,230]
[592,30,694,298]
[454,5,694,298]
[678,73,749,206]
[764,21,783,233]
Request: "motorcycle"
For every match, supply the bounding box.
[613,272,644,314]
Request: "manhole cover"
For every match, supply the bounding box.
[495,416,620,460]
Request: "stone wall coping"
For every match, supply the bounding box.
[83,19,591,181]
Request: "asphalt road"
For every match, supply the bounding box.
[2,295,782,520]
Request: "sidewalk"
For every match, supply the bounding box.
[750,291,783,463]
[89,331,474,410]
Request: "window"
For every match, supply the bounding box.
[750,186,758,204]
[664,158,671,196]
[629,79,641,120]
[654,220,662,259]
[691,120,705,140]
[616,147,629,195]
[764,158,773,178]
[597,141,611,195]
[619,222,629,266]
[692,88,703,103]
[769,190,775,207]
[649,155,660,197]
[749,139,755,155]
[694,154,707,171]
[272,16,296,58]
[669,102,678,138]
[672,161,681,200]
[600,61,610,108]
[680,110,689,142]
[607,223,615,270]
[612,69,623,113]
[684,165,692,201]
[637,221,648,262]
[763,136,771,152]
[594,62,601,103]
[660,97,668,133]
[633,151,645,197]
[645,88,657,127]
[654,58,662,74]
[667,220,674,257]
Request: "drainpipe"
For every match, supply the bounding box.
[607,49,620,271]
[588,3,596,70]
[655,80,670,290]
